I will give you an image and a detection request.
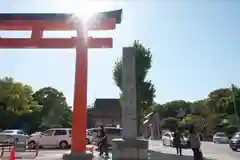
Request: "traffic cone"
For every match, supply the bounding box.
[10,145,15,160]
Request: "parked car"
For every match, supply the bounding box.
[162,132,189,148]
[27,128,72,149]
[29,132,42,137]
[213,132,229,144]
[229,132,240,151]
[86,130,94,144]
[28,128,93,149]
[0,129,29,143]
[87,128,100,143]
[87,127,122,146]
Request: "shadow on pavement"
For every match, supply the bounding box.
[148,150,216,160]
[38,147,69,150]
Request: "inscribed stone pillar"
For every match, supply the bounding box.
[112,47,148,160]
[121,47,137,139]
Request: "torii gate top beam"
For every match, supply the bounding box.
[0,9,122,31]
[0,10,122,48]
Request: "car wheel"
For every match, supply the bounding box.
[59,141,68,149]
[231,147,238,151]
[28,141,36,149]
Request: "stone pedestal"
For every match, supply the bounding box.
[112,47,149,160]
[62,152,93,160]
[112,138,148,160]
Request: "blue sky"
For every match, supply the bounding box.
[0,0,239,106]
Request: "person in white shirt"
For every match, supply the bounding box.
[189,126,203,160]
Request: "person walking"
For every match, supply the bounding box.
[98,125,109,157]
[173,127,183,155]
[189,126,203,160]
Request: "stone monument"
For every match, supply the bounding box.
[112,47,149,160]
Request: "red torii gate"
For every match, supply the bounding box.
[0,10,122,153]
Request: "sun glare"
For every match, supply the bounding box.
[73,2,107,23]
[54,0,109,38]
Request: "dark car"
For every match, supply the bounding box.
[229,132,240,151]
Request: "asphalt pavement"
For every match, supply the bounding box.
[150,140,240,160]
[1,141,239,159]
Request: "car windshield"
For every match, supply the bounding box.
[215,133,225,137]
[1,130,15,134]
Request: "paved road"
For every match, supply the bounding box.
[150,140,240,160]
[1,141,239,159]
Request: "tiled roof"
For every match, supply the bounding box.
[94,98,120,109]
[88,98,121,118]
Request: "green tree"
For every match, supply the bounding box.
[146,102,162,115]
[33,87,72,129]
[0,77,41,131]
[180,114,206,132]
[0,77,40,114]
[190,100,210,117]
[0,77,72,132]
[163,117,179,131]
[113,41,156,134]
[161,100,190,118]
[206,88,232,113]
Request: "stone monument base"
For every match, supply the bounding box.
[112,138,149,160]
[62,151,93,160]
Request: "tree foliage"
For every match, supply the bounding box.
[33,87,72,129]
[0,77,72,133]
[113,40,156,132]
[0,77,40,114]
[162,117,179,131]
[152,86,240,137]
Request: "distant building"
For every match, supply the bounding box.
[87,98,121,128]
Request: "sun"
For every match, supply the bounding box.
[72,1,107,23]
[54,0,108,25]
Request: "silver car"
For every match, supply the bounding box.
[29,132,42,137]
[162,132,189,148]
[0,129,29,143]
[213,132,229,144]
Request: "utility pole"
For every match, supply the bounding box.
[231,84,240,131]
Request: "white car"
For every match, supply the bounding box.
[162,132,188,147]
[87,128,99,143]
[86,130,94,144]
[0,129,29,143]
[162,132,174,146]
[27,128,72,149]
[29,132,41,137]
[28,128,93,149]
[213,132,229,144]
